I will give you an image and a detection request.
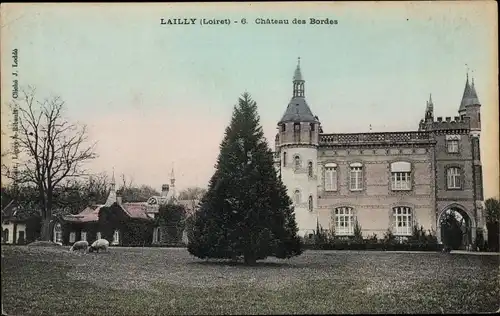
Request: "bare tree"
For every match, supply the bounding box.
[1,87,97,240]
[178,186,206,214]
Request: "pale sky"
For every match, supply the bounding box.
[1,2,498,198]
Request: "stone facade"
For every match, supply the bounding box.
[274,60,484,245]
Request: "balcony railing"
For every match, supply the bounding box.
[320,131,433,145]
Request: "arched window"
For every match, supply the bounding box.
[53,223,62,244]
[81,231,87,242]
[308,161,313,177]
[308,195,313,212]
[294,156,301,170]
[69,232,76,243]
[96,232,102,240]
[3,229,9,243]
[324,163,338,191]
[393,207,412,236]
[390,161,411,191]
[294,190,301,204]
[447,167,462,189]
[349,163,363,191]
[281,124,286,132]
[334,207,354,236]
[283,152,287,167]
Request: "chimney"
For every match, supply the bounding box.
[161,184,169,197]
[437,117,443,122]
[445,117,451,122]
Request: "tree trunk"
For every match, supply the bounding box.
[40,218,52,241]
[243,253,256,265]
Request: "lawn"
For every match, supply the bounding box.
[1,246,499,315]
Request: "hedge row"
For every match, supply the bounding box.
[303,241,442,251]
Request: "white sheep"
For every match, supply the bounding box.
[88,239,109,253]
[69,240,89,252]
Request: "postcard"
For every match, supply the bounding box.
[1,2,498,315]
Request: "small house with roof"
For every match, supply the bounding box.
[50,168,194,246]
[2,200,29,244]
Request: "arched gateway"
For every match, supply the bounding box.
[437,204,476,250]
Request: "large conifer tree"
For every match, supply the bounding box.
[187,93,302,264]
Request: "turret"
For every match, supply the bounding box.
[276,58,320,237]
[277,57,321,146]
[459,73,481,136]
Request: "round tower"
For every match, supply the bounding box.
[276,58,321,238]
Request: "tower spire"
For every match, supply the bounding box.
[425,93,434,121]
[105,167,117,206]
[459,67,480,113]
[293,57,304,98]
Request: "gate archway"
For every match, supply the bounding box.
[438,204,475,250]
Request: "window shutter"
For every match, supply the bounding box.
[332,169,338,191]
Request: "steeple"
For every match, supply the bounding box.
[278,58,317,124]
[293,57,304,97]
[104,168,117,206]
[170,167,175,187]
[425,93,434,121]
[459,71,481,113]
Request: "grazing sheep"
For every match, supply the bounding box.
[69,240,89,252]
[88,239,109,253]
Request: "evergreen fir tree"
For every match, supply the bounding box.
[187,93,303,264]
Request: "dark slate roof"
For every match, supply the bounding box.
[279,97,318,123]
[459,76,481,112]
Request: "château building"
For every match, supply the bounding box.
[274,60,485,246]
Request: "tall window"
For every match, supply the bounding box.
[81,231,87,242]
[69,232,76,243]
[53,223,62,244]
[294,156,301,170]
[113,230,120,245]
[393,207,412,236]
[391,162,411,191]
[447,140,459,153]
[447,167,461,189]
[349,163,363,191]
[294,190,301,204]
[283,152,287,167]
[96,232,102,240]
[294,123,301,141]
[335,207,354,236]
[324,163,338,192]
[308,195,313,212]
[308,161,313,177]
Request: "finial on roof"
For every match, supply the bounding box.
[429,93,433,105]
[293,57,303,82]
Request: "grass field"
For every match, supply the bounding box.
[1,246,499,315]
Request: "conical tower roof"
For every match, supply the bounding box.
[279,58,318,124]
[459,74,481,112]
